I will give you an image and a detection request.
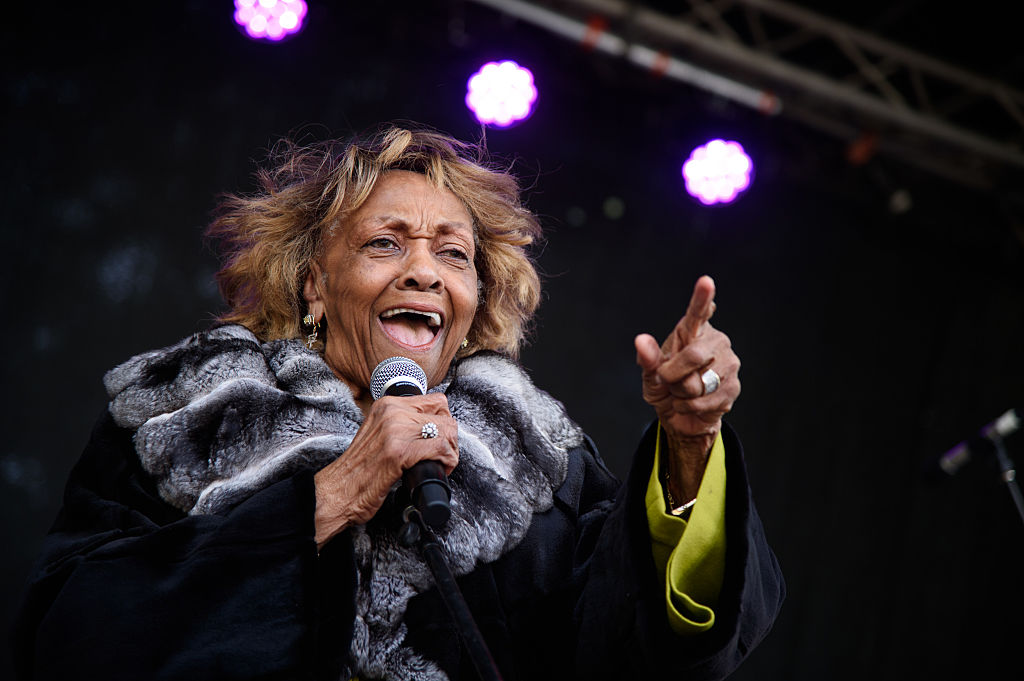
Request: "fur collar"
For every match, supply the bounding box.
[104,325,583,681]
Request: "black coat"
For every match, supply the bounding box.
[13,413,782,681]
[12,330,783,680]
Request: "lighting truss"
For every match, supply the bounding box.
[467,0,1024,191]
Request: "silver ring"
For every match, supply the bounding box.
[701,369,721,396]
[421,422,439,439]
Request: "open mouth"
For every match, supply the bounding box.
[379,307,442,349]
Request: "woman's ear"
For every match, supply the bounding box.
[303,261,326,321]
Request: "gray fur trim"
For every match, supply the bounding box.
[104,325,583,681]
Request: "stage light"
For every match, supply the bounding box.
[682,139,753,205]
[234,0,307,42]
[465,61,537,127]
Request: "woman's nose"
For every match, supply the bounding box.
[397,243,443,291]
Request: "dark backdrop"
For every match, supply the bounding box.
[4,2,1023,679]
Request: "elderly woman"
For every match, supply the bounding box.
[14,126,783,681]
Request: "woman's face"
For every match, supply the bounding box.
[305,170,479,396]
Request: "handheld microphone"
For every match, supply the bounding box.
[370,356,452,528]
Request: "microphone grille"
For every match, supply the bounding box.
[370,356,427,400]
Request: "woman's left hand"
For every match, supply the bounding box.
[635,275,740,505]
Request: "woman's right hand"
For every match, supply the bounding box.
[313,393,459,549]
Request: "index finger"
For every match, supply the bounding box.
[679,275,717,341]
[380,392,451,415]
[416,392,452,415]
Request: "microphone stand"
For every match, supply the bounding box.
[989,434,1024,530]
[939,408,1023,531]
[399,507,504,681]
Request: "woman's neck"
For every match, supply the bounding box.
[330,368,373,415]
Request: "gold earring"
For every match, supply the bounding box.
[304,313,320,349]
[461,338,469,349]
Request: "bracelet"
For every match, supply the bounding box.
[663,468,696,518]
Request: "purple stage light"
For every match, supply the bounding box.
[682,139,753,205]
[234,0,307,42]
[465,61,537,127]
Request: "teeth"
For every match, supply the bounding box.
[381,307,441,328]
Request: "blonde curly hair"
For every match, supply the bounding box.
[205,125,542,358]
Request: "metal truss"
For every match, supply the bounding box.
[467,0,1024,192]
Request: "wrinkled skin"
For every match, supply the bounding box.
[305,171,476,547]
[635,275,741,504]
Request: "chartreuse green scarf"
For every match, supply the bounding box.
[646,424,727,634]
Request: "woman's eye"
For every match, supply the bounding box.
[441,247,470,262]
[366,237,398,249]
